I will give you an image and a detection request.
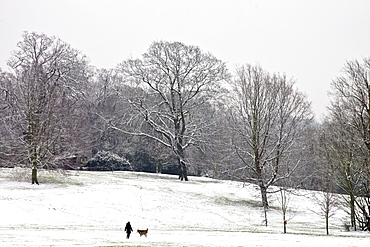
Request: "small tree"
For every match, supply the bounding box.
[313,190,339,235]
[276,179,299,234]
[277,187,290,233]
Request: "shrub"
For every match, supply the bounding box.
[84,151,132,171]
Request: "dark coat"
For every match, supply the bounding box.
[125,222,133,233]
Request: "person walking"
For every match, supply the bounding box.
[124,221,133,239]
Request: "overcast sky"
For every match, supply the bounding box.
[1,0,370,120]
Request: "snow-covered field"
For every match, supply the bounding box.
[0,168,369,247]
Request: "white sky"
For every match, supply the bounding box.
[1,0,370,120]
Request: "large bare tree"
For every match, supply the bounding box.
[4,32,92,182]
[229,64,312,225]
[115,41,229,180]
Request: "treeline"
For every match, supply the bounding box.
[1,32,370,231]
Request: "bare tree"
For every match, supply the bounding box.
[313,123,342,235]
[4,32,92,182]
[326,57,370,230]
[312,143,339,235]
[318,190,339,235]
[0,70,15,165]
[277,187,290,233]
[115,41,229,180]
[355,194,370,231]
[319,118,360,230]
[229,64,313,225]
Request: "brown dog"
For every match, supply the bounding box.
[137,228,148,237]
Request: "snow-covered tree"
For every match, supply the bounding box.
[4,32,92,182]
[115,41,229,181]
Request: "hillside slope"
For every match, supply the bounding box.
[0,169,369,246]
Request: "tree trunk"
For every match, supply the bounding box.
[281,188,288,233]
[325,211,329,235]
[176,138,188,181]
[283,219,287,234]
[260,185,268,226]
[31,167,39,185]
[260,185,269,209]
[156,160,163,174]
[350,193,356,230]
[178,159,188,181]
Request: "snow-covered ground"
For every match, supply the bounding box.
[0,168,369,246]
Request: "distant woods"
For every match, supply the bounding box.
[1,32,370,231]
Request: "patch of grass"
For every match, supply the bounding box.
[282,231,369,238]
[99,245,191,247]
[99,246,149,247]
[122,172,179,182]
[122,172,221,184]
[192,177,222,184]
[214,196,261,208]
[39,172,84,186]
[5,167,30,182]
[99,245,157,247]
[214,196,282,211]
[4,168,83,186]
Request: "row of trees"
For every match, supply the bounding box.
[1,32,370,231]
